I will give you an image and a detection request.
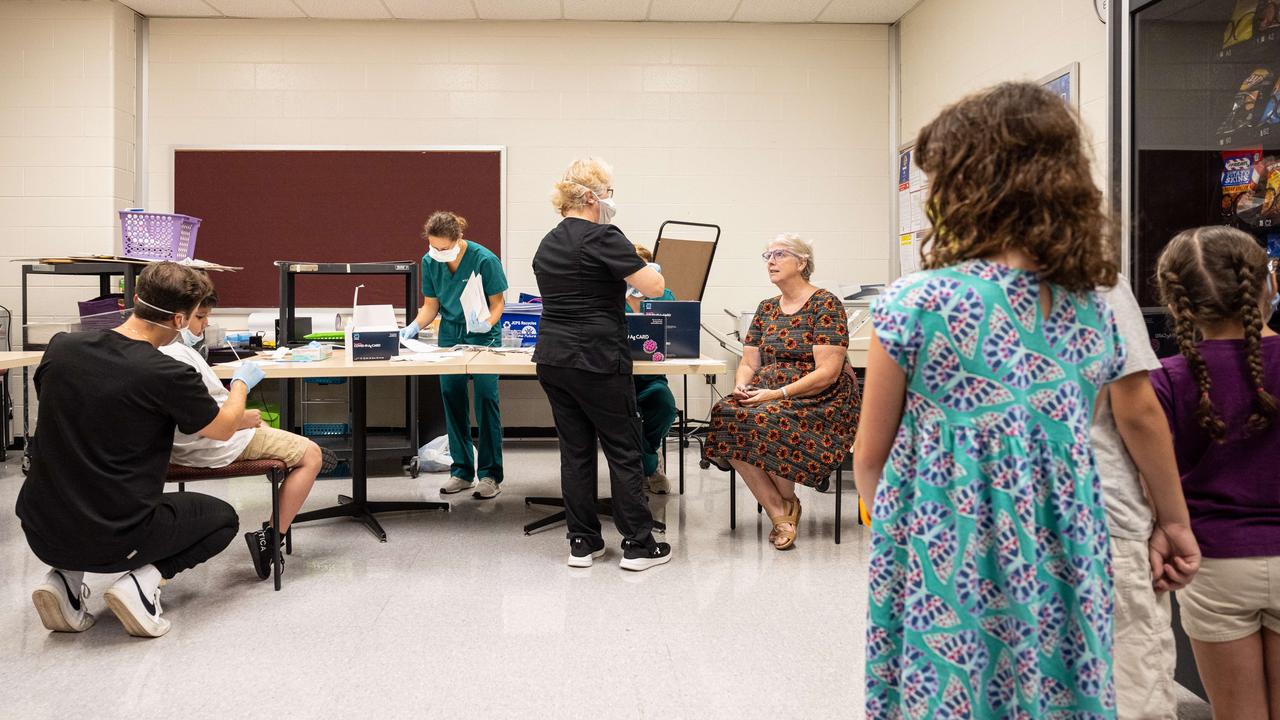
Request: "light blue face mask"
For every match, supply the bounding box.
[179,327,204,348]
[135,296,190,342]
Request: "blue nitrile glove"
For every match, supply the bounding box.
[400,321,420,340]
[231,360,265,391]
[468,310,493,334]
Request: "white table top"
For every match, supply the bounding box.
[208,350,727,379]
[464,350,727,376]
[0,351,44,371]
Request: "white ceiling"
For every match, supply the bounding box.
[115,0,920,23]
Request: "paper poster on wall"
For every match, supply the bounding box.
[895,145,930,278]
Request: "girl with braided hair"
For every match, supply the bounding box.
[1150,225,1280,717]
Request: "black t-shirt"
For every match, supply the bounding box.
[16,330,220,563]
[532,217,646,374]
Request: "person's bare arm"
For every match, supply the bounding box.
[413,297,441,328]
[739,345,846,405]
[730,346,763,399]
[852,333,907,507]
[1108,373,1200,590]
[485,292,505,328]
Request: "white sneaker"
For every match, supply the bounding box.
[104,572,170,638]
[646,470,671,495]
[32,570,95,633]
[440,476,475,495]
[473,477,501,499]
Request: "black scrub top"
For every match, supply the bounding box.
[532,217,646,374]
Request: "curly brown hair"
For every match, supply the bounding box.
[422,210,467,241]
[915,81,1117,292]
[1157,225,1278,441]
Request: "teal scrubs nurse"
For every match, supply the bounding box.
[625,246,679,495]
[402,211,508,499]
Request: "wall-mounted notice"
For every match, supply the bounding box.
[896,144,930,277]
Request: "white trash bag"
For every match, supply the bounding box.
[416,435,454,473]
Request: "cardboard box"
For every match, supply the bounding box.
[346,301,400,362]
[639,300,700,358]
[627,315,667,361]
[500,313,540,347]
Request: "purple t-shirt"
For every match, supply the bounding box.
[1150,335,1280,558]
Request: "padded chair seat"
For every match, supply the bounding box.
[166,459,287,481]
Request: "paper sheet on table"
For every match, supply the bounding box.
[399,337,440,354]
[390,352,464,363]
[221,359,276,368]
[460,272,489,333]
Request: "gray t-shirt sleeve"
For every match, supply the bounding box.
[1098,277,1161,378]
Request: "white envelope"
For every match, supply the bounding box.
[461,272,490,333]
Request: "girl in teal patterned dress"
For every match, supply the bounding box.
[854,82,1127,718]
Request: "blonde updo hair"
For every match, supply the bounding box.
[551,156,613,215]
[768,233,815,279]
[423,210,467,241]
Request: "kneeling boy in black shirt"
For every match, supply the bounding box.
[16,262,265,638]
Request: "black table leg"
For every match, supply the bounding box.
[680,375,687,495]
[524,496,667,535]
[293,376,448,541]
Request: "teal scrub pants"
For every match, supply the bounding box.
[440,373,503,483]
[439,319,504,483]
[635,378,677,476]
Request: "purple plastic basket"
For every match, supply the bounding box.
[119,210,201,261]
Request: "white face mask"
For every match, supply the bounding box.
[428,243,460,263]
[596,196,616,225]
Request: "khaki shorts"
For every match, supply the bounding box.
[1178,555,1280,642]
[234,426,311,468]
[1111,537,1177,720]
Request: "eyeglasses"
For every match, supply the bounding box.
[598,187,614,198]
[761,250,798,262]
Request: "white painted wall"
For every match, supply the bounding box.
[143,18,891,425]
[898,0,1110,176]
[0,0,138,429]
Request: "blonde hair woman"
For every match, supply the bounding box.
[704,233,859,550]
[531,157,672,571]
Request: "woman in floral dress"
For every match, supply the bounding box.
[854,82,1126,717]
[705,233,860,550]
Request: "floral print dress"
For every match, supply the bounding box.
[866,260,1125,719]
[704,288,859,488]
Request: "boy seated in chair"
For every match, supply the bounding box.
[158,287,335,581]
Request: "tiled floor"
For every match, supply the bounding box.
[1,444,1212,718]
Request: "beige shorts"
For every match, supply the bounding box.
[234,426,311,468]
[1110,537,1177,720]
[1178,555,1280,642]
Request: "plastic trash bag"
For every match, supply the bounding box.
[417,435,454,473]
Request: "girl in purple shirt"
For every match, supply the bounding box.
[1151,225,1280,717]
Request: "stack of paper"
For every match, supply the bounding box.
[505,302,543,315]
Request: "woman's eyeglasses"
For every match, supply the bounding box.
[598,187,614,198]
[761,250,798,262]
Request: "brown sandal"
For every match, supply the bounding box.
[768,498,799,543]
[771,498,800,550]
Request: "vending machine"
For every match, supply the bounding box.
[1114,0,1280,699]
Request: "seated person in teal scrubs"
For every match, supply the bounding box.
[402,211,509,499]
[626,244,678,494]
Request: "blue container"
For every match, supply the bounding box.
[500,313,540,346]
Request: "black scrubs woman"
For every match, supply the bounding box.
[532,159,672,572]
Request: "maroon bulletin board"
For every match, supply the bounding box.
[173,148,503,309]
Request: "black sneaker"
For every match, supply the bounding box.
[244,529,284,581]
[567,536,606,568]
[620,541,673,572]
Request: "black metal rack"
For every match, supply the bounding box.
[19,261,143,441]
[276,260,441,541]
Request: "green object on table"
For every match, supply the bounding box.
[303,331,345,341]
[246,400,280,429]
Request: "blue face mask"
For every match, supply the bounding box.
[179,327,204,348]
